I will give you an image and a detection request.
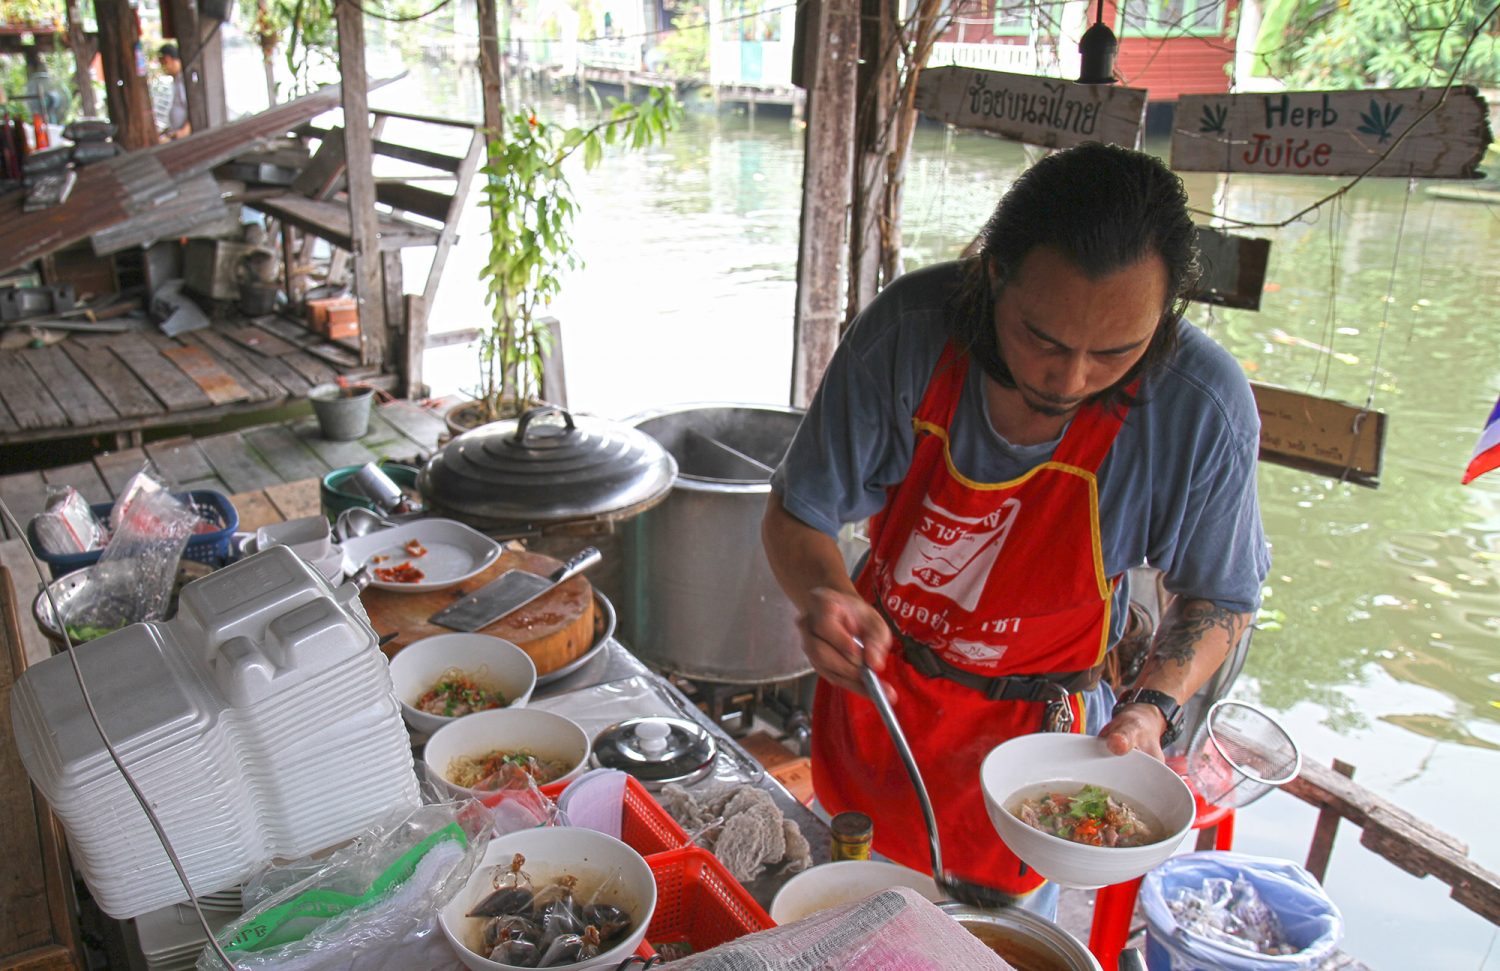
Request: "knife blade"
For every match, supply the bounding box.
[428,547,602,632]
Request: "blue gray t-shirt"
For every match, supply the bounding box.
[772,262,1270,644]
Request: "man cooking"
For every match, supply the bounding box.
[761,142,1269,914]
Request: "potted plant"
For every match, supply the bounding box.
[447,89,682,434]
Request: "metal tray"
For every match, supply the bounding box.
[536,588,616,687]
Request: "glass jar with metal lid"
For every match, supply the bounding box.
[591,715,718,789]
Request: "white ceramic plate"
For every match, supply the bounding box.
[340,519,502,593]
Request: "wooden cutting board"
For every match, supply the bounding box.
[364,548,597,676]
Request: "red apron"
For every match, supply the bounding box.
[811,341,1131,895]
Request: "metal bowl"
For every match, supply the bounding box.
[939,901,1102,971]
[32,570,106,647]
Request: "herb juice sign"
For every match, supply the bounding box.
[914,66,1146,150]
[1172,87,1492,178]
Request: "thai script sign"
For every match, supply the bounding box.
[1172,87,1492,178]
[914,66,1147,149]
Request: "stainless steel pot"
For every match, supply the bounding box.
[939,901,1103,971]
[621,403,810,684]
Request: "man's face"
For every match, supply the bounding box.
[161,55,181,76]
[990,245,1168,419]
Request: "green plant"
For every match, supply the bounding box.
[474,88,681,422]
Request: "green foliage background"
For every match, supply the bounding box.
[1255,0,1500,88]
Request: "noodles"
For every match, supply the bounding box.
[416,667,508,717]
[448,749,573,789]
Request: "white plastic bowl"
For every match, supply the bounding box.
[424,707,591,800]
[769,859,942,925]
[389,633,538,736]
[980,733,1194,889]
[439,826,656,971]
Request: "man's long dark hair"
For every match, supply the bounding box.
[949,142,1200,412]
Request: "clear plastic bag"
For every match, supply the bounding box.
[30,484,104,555]
[202,802,491,971]
[61,480,198,640]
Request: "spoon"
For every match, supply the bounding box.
[856,640,1021,909]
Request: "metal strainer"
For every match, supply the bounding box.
[1184,699,1301,809]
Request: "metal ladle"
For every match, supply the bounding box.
[857,640,1021,909]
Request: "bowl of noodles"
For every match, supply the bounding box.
[390,633,538,736]
[979,733,1195,889]
[425,707,591,801]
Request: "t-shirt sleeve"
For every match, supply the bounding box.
[770,280,943,537]
[1147,348,1270,614]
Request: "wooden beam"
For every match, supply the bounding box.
[1304,758,1354,883]
[790,0,860,408]
[334,0,387,367]
[847,0,895,319]
[402,294,427,398]
[65,0,98,119]
[94,0,155,150]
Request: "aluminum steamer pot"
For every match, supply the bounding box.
[621,403,812,684]
[418,405,678,536]
[939,901,1102,971]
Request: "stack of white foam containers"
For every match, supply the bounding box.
[10,544,421,920]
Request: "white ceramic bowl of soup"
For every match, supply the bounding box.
[425,707,591,800]
[980,733,1194,889]
[769,860,942,925]
[389,633,537,736]
[440,826,656,971]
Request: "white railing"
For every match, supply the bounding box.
[927,41,1054,75]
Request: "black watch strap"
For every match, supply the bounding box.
[1114,687,1184,746]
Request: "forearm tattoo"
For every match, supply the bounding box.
[1150,599,1245,671]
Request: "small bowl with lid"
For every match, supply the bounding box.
[591,716,718,789]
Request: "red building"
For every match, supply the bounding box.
[931,0,1238,105]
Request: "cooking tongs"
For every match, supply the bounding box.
[857,639,1021,910]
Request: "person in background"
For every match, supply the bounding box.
[158,43,190,141]
[761,142,1269,916]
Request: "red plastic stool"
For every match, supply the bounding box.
[1087,776,1235,969]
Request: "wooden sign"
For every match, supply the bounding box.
[1251,383,1386,488]
[914,66,1147,150]
[1172,87,1492,178]
[1189,226,1270,311]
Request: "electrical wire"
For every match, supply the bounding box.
[0,494,241,970]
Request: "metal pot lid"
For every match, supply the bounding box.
[419,405,678,526]
[592,716,717,787]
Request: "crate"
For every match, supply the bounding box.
[28,490,239,579]
[641,847,776,959]
[538,775,691,858]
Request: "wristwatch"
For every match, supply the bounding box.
[1113,687,1184,747]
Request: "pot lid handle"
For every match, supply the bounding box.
[511,405,576,446]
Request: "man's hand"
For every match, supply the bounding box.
[1100,703,1169,761]
[796,587,894,702]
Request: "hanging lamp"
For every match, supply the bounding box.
[1078,0,1119,85]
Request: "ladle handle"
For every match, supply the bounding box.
[857,644,944,881]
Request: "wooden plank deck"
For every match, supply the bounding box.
[0,314,373,447]
[0,397,452,535]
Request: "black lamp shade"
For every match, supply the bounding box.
[1078,22,1119,85]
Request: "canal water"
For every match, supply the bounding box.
[227,26,1500,967]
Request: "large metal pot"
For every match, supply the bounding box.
[939,901,1102,971]
[621,403,809,684]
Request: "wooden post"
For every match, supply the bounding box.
[1305,759,1355,883]
[789,0,859,408]
[382,250,406,382]
[65,0,98,119]
[334,0,387,366]
[477,0,504,137]
[94,0,155,150]
[168,0,228,132]
[848,0,895,320]
[403,294,428,398]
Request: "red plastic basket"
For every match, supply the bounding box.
[641,847,776,960]
[537,775,692,857]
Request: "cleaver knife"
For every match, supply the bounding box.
[428,547,602,632]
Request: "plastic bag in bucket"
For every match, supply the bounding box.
[1140,851,1343,970]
